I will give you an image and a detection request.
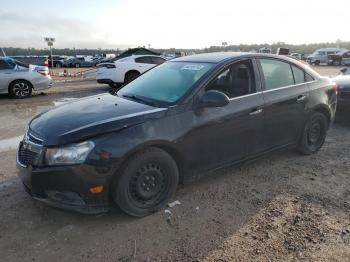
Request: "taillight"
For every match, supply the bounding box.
[37,70,49,76]
[332,82,338,96]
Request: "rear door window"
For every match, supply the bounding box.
[135,56,153,64]
[259,59,294,90]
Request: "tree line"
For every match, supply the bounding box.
[3,41,350,56]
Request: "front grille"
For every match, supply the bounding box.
[340,91,350,100]
[18,144,38,167]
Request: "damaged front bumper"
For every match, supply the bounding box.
[17,140,111,214]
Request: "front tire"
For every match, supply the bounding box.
[298,112,328,155]
[9,80,33,99]
[112,147,179,217]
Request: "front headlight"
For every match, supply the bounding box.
[45,141,95,166]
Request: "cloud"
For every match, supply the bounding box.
[0,11,129,49]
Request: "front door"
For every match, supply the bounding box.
[182,59,265,172]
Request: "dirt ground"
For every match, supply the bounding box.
[0,66,349,261]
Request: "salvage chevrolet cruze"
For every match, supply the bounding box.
[17,53,337,216]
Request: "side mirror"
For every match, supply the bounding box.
[196,90,230,109]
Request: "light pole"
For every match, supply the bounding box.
[44,37,55,73]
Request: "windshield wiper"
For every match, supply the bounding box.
[122,94,156,106]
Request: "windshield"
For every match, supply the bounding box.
[13,59,29,68]
[117,61,214,105]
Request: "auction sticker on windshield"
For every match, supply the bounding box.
[181,64,205,71]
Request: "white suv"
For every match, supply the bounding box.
[96,55,166,87]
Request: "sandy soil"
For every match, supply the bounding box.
[0,66,349,261]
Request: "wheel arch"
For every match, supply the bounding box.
[111,140,185,186]
[124,69,140,78]
[311,105,331,127]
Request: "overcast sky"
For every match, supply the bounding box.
[1,0,349,49]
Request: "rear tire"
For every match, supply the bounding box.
[124,71,140,84]
[9,80,33,99]
[112,147,179,217]
[298,112,328,155]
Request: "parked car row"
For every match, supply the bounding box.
[306,48,350,66]
[328,51,350,66]
[47,55,105,68]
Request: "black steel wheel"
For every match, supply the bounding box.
[112,147,179,217]
[298,112,328,155]
[9,80,33,99]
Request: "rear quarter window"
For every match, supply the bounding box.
[291,65,305,84]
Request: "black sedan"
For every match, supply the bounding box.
[17,53,337,216]
[332,74,350,108]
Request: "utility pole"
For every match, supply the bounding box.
[44,37,55,74]
[0,48,6,57]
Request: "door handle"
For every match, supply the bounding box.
[296,95,307,102]
[249,108,263,116]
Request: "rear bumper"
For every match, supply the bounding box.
[33,77,52,91]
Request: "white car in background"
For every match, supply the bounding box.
[96,55,166,87]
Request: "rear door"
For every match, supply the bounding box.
[134,56,156,73]
[257,58,310,149]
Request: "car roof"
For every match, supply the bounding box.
[131,55,162,58]
[170,52,298,64]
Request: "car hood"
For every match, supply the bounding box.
[29,93,167,146]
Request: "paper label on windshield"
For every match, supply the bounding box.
[181,65,204,71]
